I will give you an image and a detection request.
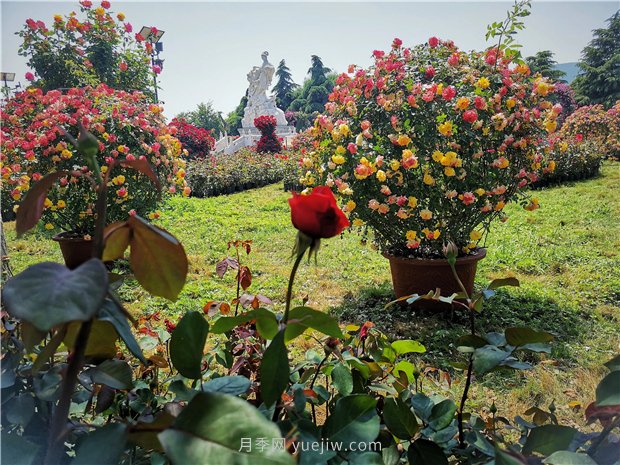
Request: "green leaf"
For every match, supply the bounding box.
[495,447,528,465]
[98,299,146,363]
[284,306,343,342]
[3,259,108,331]
[391,340,426,355]
[102,223,131,262]
[596,371,620,406]
[428,399,457,431]
[64,320,118,359]
[1,433,40,465]
[487,277,519,290]
[505,327,553,347]
[73,424,128,465]
[322,395,379,444]
[4,395,35,427]
[260,329,289,407]
[15,170,69,236]
[170,311,209,379]
[407,438,448,465]
[393,360,415,383]
[253,308,279,340]
[158,392,294,465]
[522,425,578,456]
[331,363,353,396]
[544,451,598,465]
[383,397,419,439]
[128,215,188,301]
[90,360,133,390]
[473,346,510,374]
[202,376,251,396]
[211,311,257,334]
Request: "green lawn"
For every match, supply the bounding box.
[5,162,619,426]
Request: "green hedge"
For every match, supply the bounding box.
[536,142,603,188]
[186,149,303,198]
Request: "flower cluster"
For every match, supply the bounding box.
[1,84,189,233]
[254,115,282,154]
[559,102,620,160]
[302,38,557,257]
[18,1,155,95]
[169,118,215,160]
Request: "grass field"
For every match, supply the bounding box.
[4,162,619,428]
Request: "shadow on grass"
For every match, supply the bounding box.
[330,282,590,366]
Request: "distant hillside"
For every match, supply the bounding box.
[554,62,581,83]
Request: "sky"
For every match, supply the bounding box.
[1,1,618,119]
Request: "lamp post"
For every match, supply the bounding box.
[139,26,165,103]
[0,72,21,100]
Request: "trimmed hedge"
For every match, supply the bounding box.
[535,142,603,188]
[186,149,302,198]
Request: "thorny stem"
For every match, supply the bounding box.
[309,354,329,424]
[449,259,476,448]
[283,250,305,324]
[45,178,108,464]
[234,247,241,316]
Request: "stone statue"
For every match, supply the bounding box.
[241,51,288,129]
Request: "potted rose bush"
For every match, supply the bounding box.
[1,84,189,267]
[301,37,557,297]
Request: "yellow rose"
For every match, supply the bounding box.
[376,170,386,182]
[332,155,345,165]
[408,196,418,208]
[390,160,401,171]
[506,98,516,110]
[57,200,66,209]
[45,223,54,230]
[335,145,346,155]
[432,150,443,162]
[423,172,435,185]
[470,230,483,241]
[455,97,470,110]
[475,188,486,196]
[353,218,365,227]
[406,230,417,241]
[44,198,53,208]
[420,209,433,220]
[438,121,453,136]
[397,134,412,146]
[476,77,490,89]
[444,167,456,177]
[346,200,356,212]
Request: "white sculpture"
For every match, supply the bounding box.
[241,51,289,129]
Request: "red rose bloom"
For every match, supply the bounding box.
[463,109,478,123]
[428,36,439,48]
[289,186,349,239]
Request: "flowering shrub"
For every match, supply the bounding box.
[537,138,602,186]
[559,102,620,159]
[302,38,558,257]
[187,148,298,197]
[169,118,215,159]
[254,115,282,153]
[0,84,189,233]
[18,0,155,95]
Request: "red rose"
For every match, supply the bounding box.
[425,66,435,79]
[428,36,439,48]
[463,109,478,123]
[25,72,34,81]
[289,186,349,239]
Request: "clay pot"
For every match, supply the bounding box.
[383,248,487,299]
[53,232,94,269]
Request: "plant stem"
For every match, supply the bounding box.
[588,416,620,456]
[283,250,305,324]
[44,319,93,465]
[458,356,474,447]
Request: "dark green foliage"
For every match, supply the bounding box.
[525,50,567,82]
[176,101,226,136]
[272,60,298,111]
[573,11,620,107]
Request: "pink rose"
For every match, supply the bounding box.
[428,37,439,48]
[25,72,35,81]
[463,110,478,123]
[442,86,456,101]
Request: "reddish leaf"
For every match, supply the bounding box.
[239,266,252,290]
[128,215,188,301]
[119,158,161,192]
[585,402,620,425]
[215,257,238,278]
[16,171,69,236]
[102,222,131,262]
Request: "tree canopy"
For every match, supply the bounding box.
[572,11,620,107]
[272,59,298,111]
[176,101,226,136]
[525,50,566,82]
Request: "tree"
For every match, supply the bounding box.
[525,51,566,82]
[307,55,331,85]
[18,2,154,98]
[176,102,225,136]
[288,56,335,130]
[272,60,298,111]
[225,93,248,136]
[572,12,620,107]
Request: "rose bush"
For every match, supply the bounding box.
[18,0,155,96]
[254,115,282,153]
[169,117,215,160]
[301,38,557,257]
[559,101,620,160]
[186,148,300,197]
[0,84,189,233]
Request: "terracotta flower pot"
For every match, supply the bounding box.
[383,248,487,299]
[53,232,94,269]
